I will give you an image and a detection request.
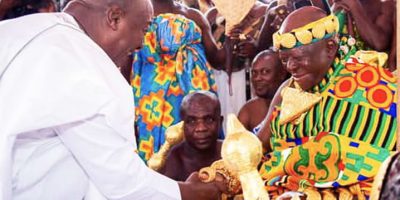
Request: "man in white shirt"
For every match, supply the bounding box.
[0,0,224,199]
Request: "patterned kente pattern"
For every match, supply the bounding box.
[132,13,217,162]
[260,51,397,197]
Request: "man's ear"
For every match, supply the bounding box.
[106,5,124,31]
[326,36,339,59]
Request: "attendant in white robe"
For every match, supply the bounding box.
[0,0,223,199]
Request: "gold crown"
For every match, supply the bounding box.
[273,14,339,50]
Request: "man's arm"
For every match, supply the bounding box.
[238,103,252,131]
[55,114,221,200]
[333,0,394,51]
[186,8,229,70]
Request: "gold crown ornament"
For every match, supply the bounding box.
[273,14,339,50]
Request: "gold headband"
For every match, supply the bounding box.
[273,14,339,50]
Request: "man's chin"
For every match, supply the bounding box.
[255,89,269,97]
[295,79,314,91]
[193,142,214,151]
[195,144,211,150]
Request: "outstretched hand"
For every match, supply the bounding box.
[179,172,229,200]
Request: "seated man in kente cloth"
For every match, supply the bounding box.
[161,91,223,181]
[256,6,397,199]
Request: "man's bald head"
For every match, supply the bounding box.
[280,6,327,34]
[180,91,221,117]
[65,0,153,67]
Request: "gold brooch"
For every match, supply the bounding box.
[279,80,322,125]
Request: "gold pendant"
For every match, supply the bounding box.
[279,82,322,125]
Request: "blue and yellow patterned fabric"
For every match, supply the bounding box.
[131,13,217,162]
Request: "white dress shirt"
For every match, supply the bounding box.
[0,13,181,200]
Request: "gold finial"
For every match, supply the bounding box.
[198,114,269,199]
[222,114,269,200]
[147,121,184,171]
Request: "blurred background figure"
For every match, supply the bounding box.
[206,0,268,133]
[238,50,288,133]
[58,0,71,10]
[1,0,56,20]
[332,0,396,71]
[0,0,19,20]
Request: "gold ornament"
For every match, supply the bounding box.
[295,29,313,45]
[353,50,388,68]
[199,160,242,195]
[147,121,184,171]
[222,114,270,200]
[273,14,339,50]
[321,189,336,200]
[337,188,353,200]
[332,16,340,33]
[200,114,270,199]
[303,188,321,200]
[279,33,297,49]
[279,80,322,125]
[311,22,326,39]
[272,32,281,49]
[349,184,365,200]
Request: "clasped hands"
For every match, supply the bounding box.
[179,160,241,200]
